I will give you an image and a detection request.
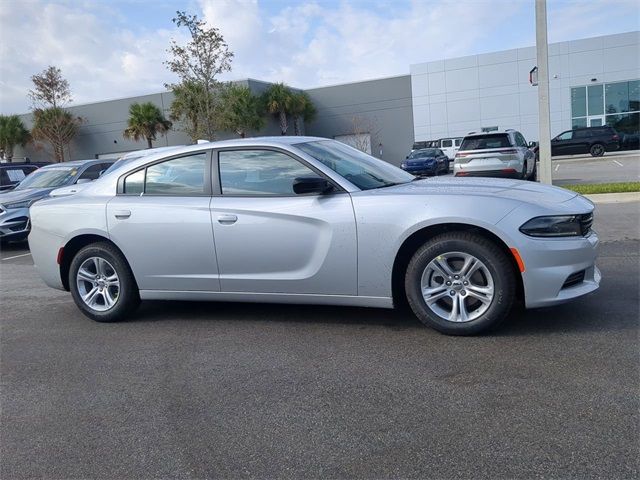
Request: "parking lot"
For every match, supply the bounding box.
[1,201,638,479]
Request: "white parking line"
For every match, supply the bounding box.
[613,160,624,167]
[554,164,560,172]
[1,253,32,261]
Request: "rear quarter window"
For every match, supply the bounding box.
[460,134,512,150]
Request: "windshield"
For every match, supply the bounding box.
[296,140,414,190]
[408,149,438,158]
[15,167,77,189]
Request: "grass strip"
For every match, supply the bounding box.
[561,182,640,195]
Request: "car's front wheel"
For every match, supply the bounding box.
[69,242,140,322]
[405,232,517,335]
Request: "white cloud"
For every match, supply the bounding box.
[0,0,638,114]
[0,0,179,114]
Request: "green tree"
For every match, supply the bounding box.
[28,66,80,162]
[262,83,293,135]
[123,102,172,149]
[0,115,30,162]
[28,66,71,109]
[288,91,316,136]
[218,84,265,138]
[169,80,218,142]
[165,11,233,141]
[31,108,82,162]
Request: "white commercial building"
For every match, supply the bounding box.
[410,31,640,143]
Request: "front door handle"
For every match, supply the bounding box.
[217,214,238,225]
[114,210,131,219]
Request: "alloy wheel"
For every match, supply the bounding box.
[76,256,120,312]
[420,251,494,323]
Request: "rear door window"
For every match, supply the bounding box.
[460,134,511,150]
[441,139,453,148]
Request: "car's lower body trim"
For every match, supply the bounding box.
[139,290,394,309]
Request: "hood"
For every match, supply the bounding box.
[0,187,55,206]
[380,177,579,205]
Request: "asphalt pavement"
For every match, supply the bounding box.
[1,205,639,479]
[550,152,640,186]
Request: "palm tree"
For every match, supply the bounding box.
[262,83,293,135]
[219,84,265,138]
[288,92,316,136]
[123,102,172,148]
[0,115,30,162]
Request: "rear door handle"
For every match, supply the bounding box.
[217,214,237,225]
[114,210,131,219]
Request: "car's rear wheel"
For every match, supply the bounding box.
[590,143,605,157]
[405,232,516,335]
[69,242,139,322]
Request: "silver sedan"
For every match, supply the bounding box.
[28,137,600,335]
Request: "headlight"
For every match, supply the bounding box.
[401,163,407,168]
[2,199,35,209]
[519,215,582,237]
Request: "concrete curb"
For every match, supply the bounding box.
[584,192,640,204]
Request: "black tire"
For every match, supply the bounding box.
[520,160,527,180]
[590,143,605,157]
[404,232,517,335]
[69,242,140,322]
[529,161,537,181]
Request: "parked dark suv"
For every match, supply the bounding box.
[551,126,620,157]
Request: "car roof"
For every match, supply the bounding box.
[0,163,41,168]
[114,137,332,167]
[464,130,515,137]
[39,159,114,169]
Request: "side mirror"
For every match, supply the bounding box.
[293,176,332,195]
[75,178,92,184]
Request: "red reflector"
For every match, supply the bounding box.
[502,168,517,173]
[455,172,469,176]
[510,248,526,273]
[455,153,468,158]
[56,248,64,265]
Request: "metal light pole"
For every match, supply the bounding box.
[536,0,553,185]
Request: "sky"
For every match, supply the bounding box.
[0,0,638,114]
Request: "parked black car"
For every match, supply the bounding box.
[551,126,620,157]
[0,162,48,192]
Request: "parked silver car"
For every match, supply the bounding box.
[0,159,114,242]
[454,130,536,180]
[29,137,599,335]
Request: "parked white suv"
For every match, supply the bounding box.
[437,137,463,161]
[454,130,535,180]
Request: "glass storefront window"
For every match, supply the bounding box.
[606,113,640,134]
[571,87,586,117]
[587,84,604,115]
[572,80,640,135]
[605,82,630,114]
[629,80,639,112]
[572,117,587,129]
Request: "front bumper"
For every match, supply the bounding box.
[402,164,439,175]
[0,206,31,241]
[518,231,600,308]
